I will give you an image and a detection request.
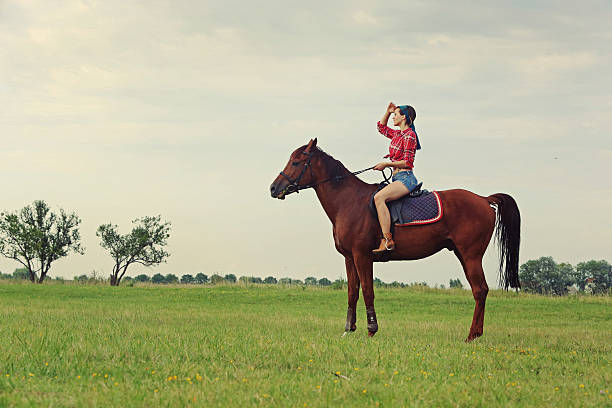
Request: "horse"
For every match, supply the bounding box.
[269,138,520,342]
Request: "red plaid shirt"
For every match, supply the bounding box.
[377,121,418,170]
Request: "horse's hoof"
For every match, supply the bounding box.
[465,333,482,343]
[368,331,377,337]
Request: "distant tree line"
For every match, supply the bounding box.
[1,259,610,296]
[518,256,610,295]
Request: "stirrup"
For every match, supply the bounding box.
[384,237,394,250]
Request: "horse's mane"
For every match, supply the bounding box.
[314,147,351,183]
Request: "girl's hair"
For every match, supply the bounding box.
[399,105,416,125]
[398,105,421,150]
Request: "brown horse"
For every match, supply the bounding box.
[270,139,520,342]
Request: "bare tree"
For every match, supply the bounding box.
[97,216,171,286]
[0,200,84,283]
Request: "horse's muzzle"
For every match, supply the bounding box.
[270,182,286,199]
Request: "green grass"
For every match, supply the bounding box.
[0,283,610,407]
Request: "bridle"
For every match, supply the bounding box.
[277,150,390,197]
[278,150,317,196]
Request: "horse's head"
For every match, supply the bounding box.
[270,138,318,199]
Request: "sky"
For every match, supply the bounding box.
[1,0,611,287]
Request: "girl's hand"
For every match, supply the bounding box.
[373,162,388,171]
[387,102,397,113]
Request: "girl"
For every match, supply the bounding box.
[372,102,421,253]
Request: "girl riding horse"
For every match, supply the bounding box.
[373,102,421,253]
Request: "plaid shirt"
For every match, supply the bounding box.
[377,121,418,170]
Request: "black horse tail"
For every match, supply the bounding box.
[488,193,521,290]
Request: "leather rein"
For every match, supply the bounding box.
[278,150,391,196]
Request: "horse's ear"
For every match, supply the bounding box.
[304,138,317,153]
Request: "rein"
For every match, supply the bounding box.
[278,151,392,196]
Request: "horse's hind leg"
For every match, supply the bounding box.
[454,250,489,342]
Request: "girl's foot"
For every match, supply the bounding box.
[372,233,395,253]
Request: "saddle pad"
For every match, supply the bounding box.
[388,191,443,226]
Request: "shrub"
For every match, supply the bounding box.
[135,274,150,282]
[165,274,178,284]
[195,273,208,284]
[180,274,195,284]
[151,273,165,284]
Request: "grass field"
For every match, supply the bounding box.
[0,283,610,407]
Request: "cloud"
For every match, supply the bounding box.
[352,10,379,26]
[515,51,599,78]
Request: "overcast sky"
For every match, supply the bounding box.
[1,0,610,287]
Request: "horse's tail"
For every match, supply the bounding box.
[487,193,521,290]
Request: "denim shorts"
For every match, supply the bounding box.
[392,170,418,191]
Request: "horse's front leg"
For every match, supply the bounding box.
[343,256,359,334]
[353,252,378,336]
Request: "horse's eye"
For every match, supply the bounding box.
[291,162,299,166]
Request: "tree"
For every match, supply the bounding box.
[195,273,208,284]
[151,273,165,284]
[304,277,318,285]
[279,278,292,285]
[135,274,150,282]
[239,276,263,284]
[181,274,194,284]
[13,267,30,280]
[519,257,573,295]
[332,279,345,290]
[0,200,84,283]
[165,274,178,284]
[263,276,277,284]
[449,278,463,289]
[210,274,225,284]
[318,277,332,286]
[575,260,611,294]
[224,274,237,283]
[97,215,171,286]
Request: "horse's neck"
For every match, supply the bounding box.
[312,167,369,224]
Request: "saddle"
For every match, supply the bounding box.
[368,182,443,226]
